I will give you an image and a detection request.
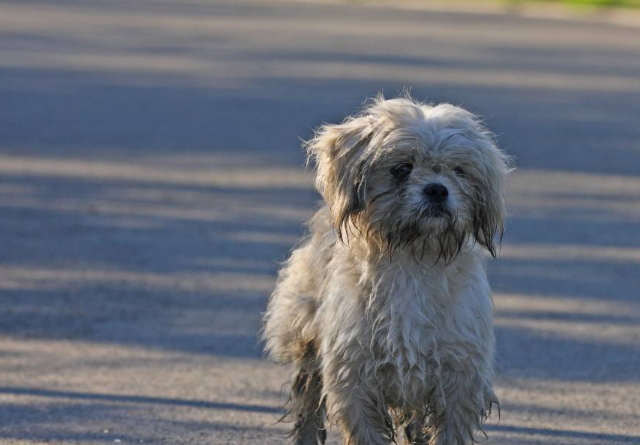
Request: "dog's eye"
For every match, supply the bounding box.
[453,166,466,177]
[390,162,413,182]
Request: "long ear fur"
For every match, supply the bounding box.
[470,133,512,257]
[306,115,375,238]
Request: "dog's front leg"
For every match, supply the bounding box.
[326,386,393,445]
[322,358,393,445]
[289,362,326,445]
[428,367,492,445]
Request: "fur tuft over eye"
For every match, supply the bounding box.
[390,162,413,182]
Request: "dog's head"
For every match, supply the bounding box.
[307,96,512,261]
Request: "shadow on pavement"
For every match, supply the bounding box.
[0,387,284,414]
[0,5,639,444]
[487,425,640,443]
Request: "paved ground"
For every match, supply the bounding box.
[1,0,639,443]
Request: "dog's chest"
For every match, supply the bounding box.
[368,263,454,404]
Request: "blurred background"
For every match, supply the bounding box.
[0,0,639,444]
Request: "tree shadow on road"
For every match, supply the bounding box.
[0,0,639,442]
[487,425,640,444]
[0,387,284,414]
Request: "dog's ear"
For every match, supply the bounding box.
[306,115,374,238]
[470,135,512,257]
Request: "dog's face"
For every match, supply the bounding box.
[308,97,511,261]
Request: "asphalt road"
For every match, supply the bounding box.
[0,0,639,444]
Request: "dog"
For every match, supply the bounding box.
[263,95,510,445]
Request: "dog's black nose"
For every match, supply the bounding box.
[423,183,449,203]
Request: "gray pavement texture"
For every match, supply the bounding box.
[0,0,639,444]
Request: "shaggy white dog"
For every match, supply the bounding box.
[263,95,510,445]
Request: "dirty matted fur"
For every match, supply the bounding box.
[263,95,510,445]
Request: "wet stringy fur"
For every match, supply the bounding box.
[354,185,471,265]
[263,95,511,445]
[280,343,328,444]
